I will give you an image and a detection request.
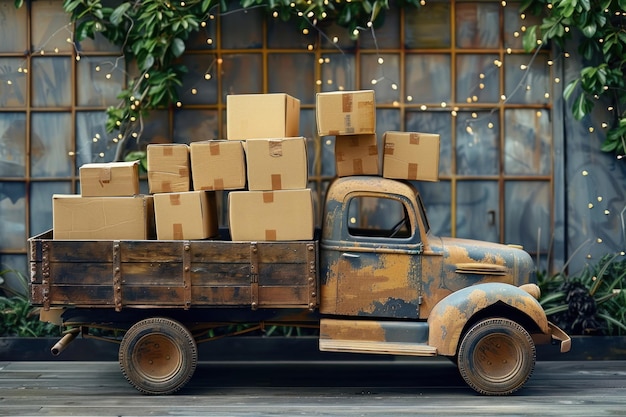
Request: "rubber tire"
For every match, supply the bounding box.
[457,318,535,396]
[119,317,197,395]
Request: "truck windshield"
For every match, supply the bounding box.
[347,196,411,239]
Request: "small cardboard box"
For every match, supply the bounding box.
[245,137,308,191]
[382,131,440,182]
[190,140,246,191]
[147,144,190,193]
[316,90,376,136]
[229,189,314,241]
[53,195,154,240]
[335,134,379,177]
[153,191,218,240]
[79,160,140,197]
[226,93,300,140]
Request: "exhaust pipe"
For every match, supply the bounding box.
[51,328,80,356]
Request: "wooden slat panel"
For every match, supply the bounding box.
[256,242,311,263]
[190,263,250,286]
[258,263,308,286]
[122,286,184,305]
[191,286,251,305]
[47,241,113,262]
[48,285,114,305]
[48,263,112,285]
[122,262,183,286]
[190,241,251,263]
[120,241,182,262]
[258,286,309,306]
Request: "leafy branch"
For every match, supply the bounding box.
[522,0,626,156]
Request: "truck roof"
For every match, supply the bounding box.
[326,176,418,202]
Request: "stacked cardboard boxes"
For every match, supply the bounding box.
[53,160,154,240]
[315,90,440,181]
[226,93,314,241]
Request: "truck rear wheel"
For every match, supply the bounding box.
[457,318,535,395]
[119,317,197,395]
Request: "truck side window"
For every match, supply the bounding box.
[347,196,411,239]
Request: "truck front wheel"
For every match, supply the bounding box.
[119,317,198,395]
[457,318,535,395]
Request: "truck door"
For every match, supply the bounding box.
[320,192,423,319]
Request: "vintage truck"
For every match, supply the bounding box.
[29,175,570,396]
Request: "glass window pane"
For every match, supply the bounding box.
[412,180,451,236]
[360,53,400,104]
[406,54,451,104]
[456,54,500,104]
[220,7,263,49]
[455,2,500,49]
[321,53,356,92]
[319,22,357,50]
[405,2,451,49]
[505,54,551,104]
[268,18,311,49]
[456,180,499,242]
[504,5,543,50]
[75,30,120,53]
[0,181,25,250]
[456,111,499,176]
[268,53,315,104]
[77,56,126,106]
[0,113,26,177]
[405,111,452,177]
[186,21,217,50]
[31,0,73,53]
[505,109,552,175]
[173,110,219,143]
[359,7,400,49]
[0,58,28,107]
[75,111,115,167]
[505,181,551,251]
[30,181,71,235]
[32,57,71,107]
[221,54,262,100]
[0,1,27,52]
[177,54,218,105]
[31,112,72,177]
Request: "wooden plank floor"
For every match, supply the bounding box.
[1,360,626,416]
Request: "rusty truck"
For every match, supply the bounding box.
[29,175,570,395]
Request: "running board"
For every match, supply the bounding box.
[319,338,438,356]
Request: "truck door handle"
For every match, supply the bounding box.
[342,253,360,259]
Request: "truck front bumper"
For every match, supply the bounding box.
[549,321,572,353]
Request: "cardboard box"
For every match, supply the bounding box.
[245,137,308,191]
[147,144,190,193]
[79,160,140,197]
[190,140,246,191]
[335,134,379,177]
[226,93,300,140]
[382,131,440,182]
[229,189,314,241]
[53,195,154,240]
[153,191,218,240]
[316,90,376,136]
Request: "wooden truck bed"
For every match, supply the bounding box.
[29,231,318,312]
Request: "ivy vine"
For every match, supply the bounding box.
[522,0,626,156]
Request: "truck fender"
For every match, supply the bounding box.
[427,282,550,356]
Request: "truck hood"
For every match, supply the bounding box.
[427,235,536,290]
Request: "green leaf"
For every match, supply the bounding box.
[141,54,155,71]
[572,94,592,119]
[581,22,596,38]
[563,79,579,101]
[171,37,186,57]
[14,0,24,7]
[110,2,131,25]
[619,0,626,10]
[523,25,538,52]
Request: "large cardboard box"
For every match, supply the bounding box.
[147,144,190,193]
[382,131,440,182]
[335,134,379,177]
[190,140,246,191]
[79,160,140,197]
[226,93,300,140]
[229,189,314,241]
[53,195,154,240]
[316,90,376,136]
[245,137,308,191]
[153,191,218,240]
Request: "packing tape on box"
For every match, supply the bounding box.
[179,167,189,177]
[169,194,181,205]
[336,151,346,162]
[213,178,224,190]
[269,140,283,157]
[163,181,172,192]
[98,167,111,186]
[173,223,183,239]
[342,93,353,112]
[368,145,378,156]
[408,163,419,180]
[210,142,221,156]
[353,159,364,175]
[163,146,174,156]
[384,143,395,155]
[263,191,274,203]
[409,133,420,145]
[271,174,282,190]
[265,229,277,241]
